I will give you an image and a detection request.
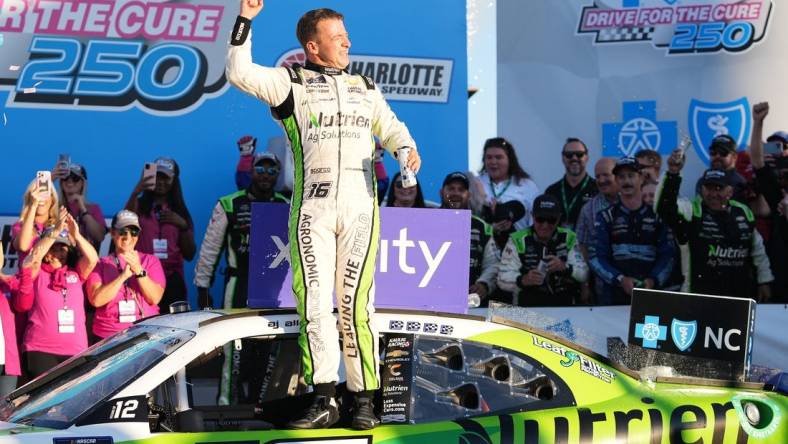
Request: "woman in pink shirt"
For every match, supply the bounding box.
[13,178,60,264]
[124,157,195,312]
[54,162,107,252]
[0,247,20,397]
[15,211,98,378]
[86,210,165,342]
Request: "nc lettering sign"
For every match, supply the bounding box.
[248,204,471,314]
[628,289,755,380]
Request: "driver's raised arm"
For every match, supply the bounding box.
[226,1,292,107]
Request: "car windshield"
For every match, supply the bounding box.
[0,325,194,429]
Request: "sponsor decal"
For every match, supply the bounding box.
[532,336,616,383]
[381,334,414,423]
[577,0,773,56]
[688,97,751,165]
[602,100,677,156]
[265,439,370,444]
[53,439,114,444]
[0,0,230,114]
[385,319,454,336]
[634,315,668,349]
[670,319,697,352]
[276,49,453,103]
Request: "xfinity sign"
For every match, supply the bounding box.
[628,289,755,381]
[248,204,470,313]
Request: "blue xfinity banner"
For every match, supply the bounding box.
[0,1,467,307]
[248,205,471,314]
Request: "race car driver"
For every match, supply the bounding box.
[226,0,421,430]
[656,150,773,300]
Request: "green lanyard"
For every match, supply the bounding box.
[560,175,589,217]
[489,177,512,201]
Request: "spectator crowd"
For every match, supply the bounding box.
[0,102,786,396]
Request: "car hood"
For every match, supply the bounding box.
[0,421,50,435]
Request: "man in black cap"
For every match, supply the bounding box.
[657,149,773,300]
[694,134,747,203]
[497,194,588,306]
[440,172,499,304]
[589,157,674,305]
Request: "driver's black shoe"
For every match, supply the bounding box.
[287,395,339,429]
[351,396,379,430]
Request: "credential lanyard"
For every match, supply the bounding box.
[560,175,589,218]
[113,255,144,316]
[490,177,512,201]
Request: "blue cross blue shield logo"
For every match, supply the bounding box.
[602,101,678,157]
[634,315,667,349]
[670,319,697,352]
[688,97,751,166]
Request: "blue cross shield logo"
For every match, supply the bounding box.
[634,315,667,349]
[602,101,678,157]
[670,319,697,352]
[688,97,751,166]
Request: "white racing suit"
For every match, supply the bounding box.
[226,17,417,393]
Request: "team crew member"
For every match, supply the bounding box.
[657,152,773,300]
[86,211,166,341]
[227,1,421,430]
[545,138,598,230]
[15,212,97,377]
[497,195,588,306]
[440,172,499,304]
[196,152,289,309]
[589,158,674,305]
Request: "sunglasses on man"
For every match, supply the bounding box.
[254,166,280,176]
[562,151,587,160]
[534,216,558,225]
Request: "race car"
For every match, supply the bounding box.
[0,308,784,443]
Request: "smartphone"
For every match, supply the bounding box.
[764,141,783,156]
[56,153,70,177]
[35,171,51,201]
[142,162,157,190]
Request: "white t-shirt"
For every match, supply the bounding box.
[479,172,540,230]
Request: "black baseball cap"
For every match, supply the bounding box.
[442,171,469,189]
[612,156,641,175]
[766,131,788,144]
[700,169,732,187]
[709,134,737,154]
[532,194,562,219]
[493,200,526,223]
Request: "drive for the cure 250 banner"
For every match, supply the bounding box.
[248,205,471,314]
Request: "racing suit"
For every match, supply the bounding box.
[589,202,674,305]
[227,18,417,393]
[656,172,773,298]
[497,227,588,306]
[469,215,499,293]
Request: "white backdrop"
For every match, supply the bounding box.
[494,0,787,196]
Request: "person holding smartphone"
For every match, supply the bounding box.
[54,163,107,251]
[124,157,195,311]
[12,176,60,264]
[86,210,165,341]
[15,210,97,377]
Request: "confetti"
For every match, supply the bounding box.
[9,65,20,71]
[34,81,42,87]
[23,87,35,94]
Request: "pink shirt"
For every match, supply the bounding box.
[135,204,192,279]
[0,277,20,376]
[87,253,165,339]
[15,267,88,357]
[11,221,45,265]
[65,201,106,250]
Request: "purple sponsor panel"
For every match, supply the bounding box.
[248,204,470,313]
